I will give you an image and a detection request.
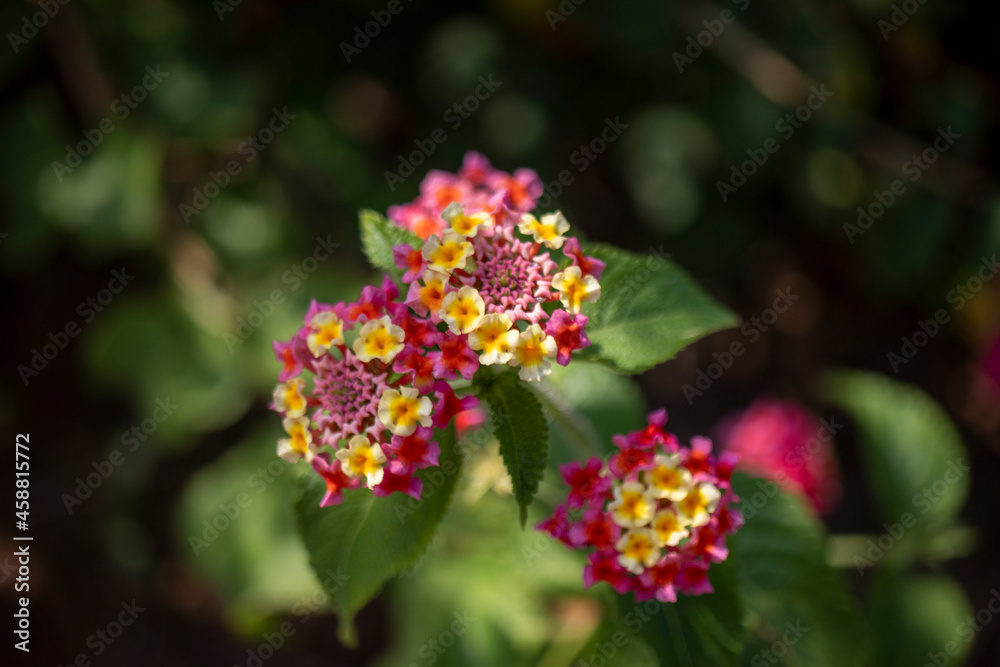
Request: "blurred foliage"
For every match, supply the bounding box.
[823,369,970,558]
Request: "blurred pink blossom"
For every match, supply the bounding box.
[717,398,841,514]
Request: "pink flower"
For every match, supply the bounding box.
[388,201,446,240]
[609,441,655,479]
[420,170,473,210]
[386,425,440,471]
[393,345,437,393]
[560,457,611,508]
[429,335,479,380]
[273,337,310,382]
[717,398,841,514]
[639,555,681,602]
[683,521,729,563]
[486,168,543,212]
[675,562,713,596]
[311,454,361,507]
[568,507,621,550]
[373,467,422,499]
[537,505,573,546]
[683,436,716,481]
[546,310,591,366]
[393,245,426,284]
[458,151,493,186]
[563,237,606,280]
[627,408,677,450]
[537,410,743,601]
[455,407,487,438]
[583,551,631,594]
[344,284,387,324]
[432,381,480,429]
[389,303,439,348]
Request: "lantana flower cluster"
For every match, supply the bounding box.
[270,276,477,507]
[391,158,604,383]
[271,152,603,507]
[538,410,743,602]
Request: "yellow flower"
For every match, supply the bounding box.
[277,416,315,463]
[440,286,486,335]
[551,266,601,314]
[608,481,656,528]
[615,528,661,574]
[650,508,690,547]
[352,315,405,364]
[517,211,570,249]
[416,270,449,316]
[336,435,386,487]
[378,386,433,436]
[510,323,556,382]
[273,378,307,418]
[468,313,518,365]
[443,202,493,237]
[677,482,722,527]
[645,454,692,501]
[306,311,344,357]
[422,231,474,275]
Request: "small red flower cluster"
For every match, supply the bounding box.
[538,410,743,602]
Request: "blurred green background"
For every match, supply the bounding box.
[1,0,999,664]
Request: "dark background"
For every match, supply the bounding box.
[1,0,999,664]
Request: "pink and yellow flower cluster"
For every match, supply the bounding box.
[388,152,544,240]
[538,410,743,602]
[391,153,603,384]
[271,152,602,507]
[270,276,477,507]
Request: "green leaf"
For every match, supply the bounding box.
[475,369,550,528]
[294,426,462,645]
[636,556,745,667]
[732,474,871,667]
[868,572,972,667]
[571,600,659,667]
[358,208,420,275]
[578,243,738,373]
[821,369,969,534]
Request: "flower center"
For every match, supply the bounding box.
[313,354,388,444]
